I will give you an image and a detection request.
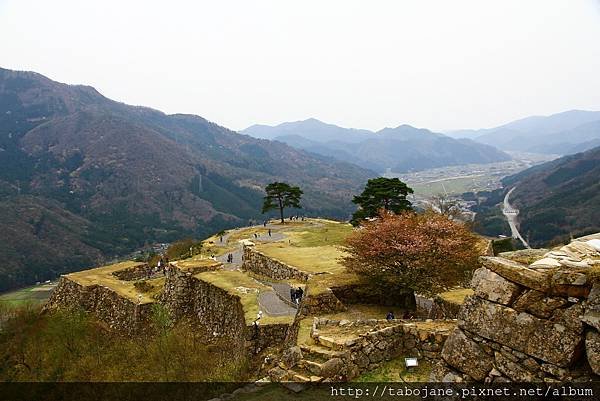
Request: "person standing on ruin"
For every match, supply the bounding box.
[296,287,303,304]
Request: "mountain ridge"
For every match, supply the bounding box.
[447,109,600,154]
[0,67,375,291]
[241,119,511,173]
[501,145,600,245]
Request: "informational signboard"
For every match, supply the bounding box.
[405,357,418,368]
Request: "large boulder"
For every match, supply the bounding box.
[480,257,550,292]
[499,249,548,264]
[512,290,568,319]
[551,270,590,298]
[458,296,583,367]
[471,267,522,305]
[281,346,303,369]
[320,357,344,378]
[441,328,493,381]
[493,352,537,382]
[582,284,600,331]
[585,330,600,375]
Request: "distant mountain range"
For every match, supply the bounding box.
[242,119,511,173]
[501,145,600,246]
[447,110,600,155]
[0,67,374,291]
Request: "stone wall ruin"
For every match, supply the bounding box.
[435,235,600,382]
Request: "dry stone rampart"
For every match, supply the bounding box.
[45,276,154,335]
[160,266,289,355]
[111,263,152,281]
[242,246,310,282]
[415,294,462,319]
[330,283,416,309]
[436,234,600,382]
[299,287,346,316]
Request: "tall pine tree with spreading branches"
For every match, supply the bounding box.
[262,182,303,223]
[351,177,413,225]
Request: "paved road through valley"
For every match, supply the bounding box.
[503,187,530,248]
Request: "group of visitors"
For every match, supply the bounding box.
[385,310,414,321]
[288,215,305,221]
[149,256,170,278]
[226,253,234,263]
[290,286,304,305]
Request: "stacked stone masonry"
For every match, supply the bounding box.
[272,318,452,382]
[111,263,152,281]
[44,277,154,335]
[47,264,289,356]
[242,245,310,281]
[415,294,462,319]
[435,234,600,382]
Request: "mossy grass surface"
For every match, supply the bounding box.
[353,357,433,382]
[175,256,222,270]
[66,261,159,304]
[437,288,474,305]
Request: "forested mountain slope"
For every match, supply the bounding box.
[0,67,374,291]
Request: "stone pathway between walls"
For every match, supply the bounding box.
[258,291,297,316]
[215,222,308,316]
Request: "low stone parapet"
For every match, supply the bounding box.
[309,317,454,380]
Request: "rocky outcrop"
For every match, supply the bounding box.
[436,234,600,382]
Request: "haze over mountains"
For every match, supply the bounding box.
[447,110,600,155]
[0,67,374,291]
[242,119,511,173]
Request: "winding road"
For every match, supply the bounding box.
[503,187,530,248]
[214,223,299,316]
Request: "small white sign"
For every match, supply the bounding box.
[405,357,418,368]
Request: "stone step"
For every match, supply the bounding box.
[291,373,311,382]
[285,367,313,382]
[315,335,345,350]
[300,344,346,363]
[297,359,323,376]
[287,370,323,383]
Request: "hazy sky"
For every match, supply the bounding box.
[1,0,600,132]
